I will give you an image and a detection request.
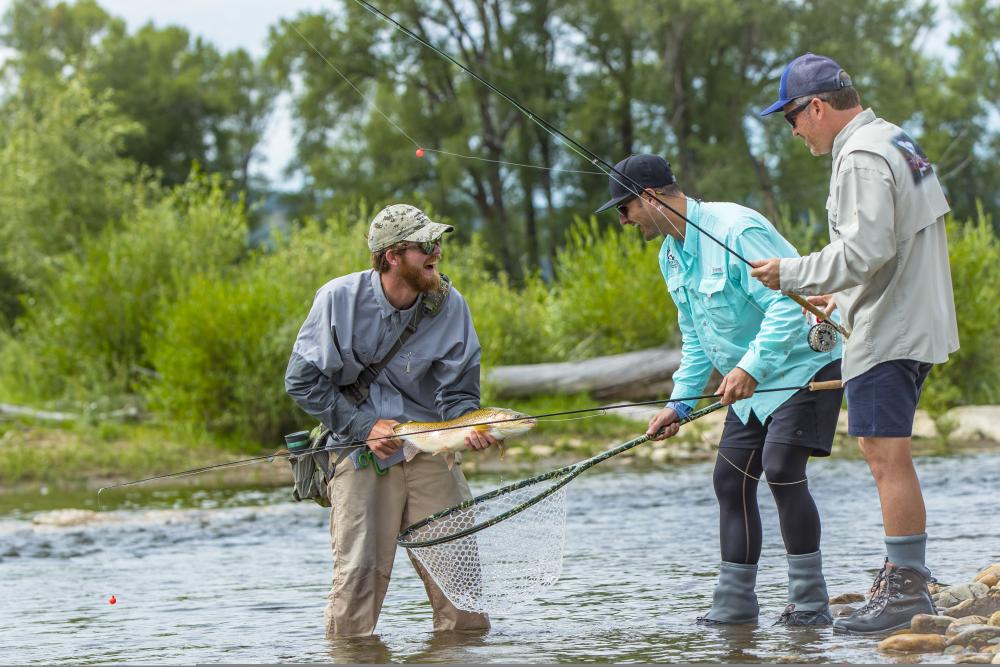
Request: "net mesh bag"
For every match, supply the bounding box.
[401,474,570,615]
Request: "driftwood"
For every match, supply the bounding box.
[0,403,143,423]
[486,346,683,401]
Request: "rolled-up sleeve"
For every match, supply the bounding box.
[284,292,375,443]
[780,152,896,295]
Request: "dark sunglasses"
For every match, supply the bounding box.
[616,197,637,217]
[784,98,814,127]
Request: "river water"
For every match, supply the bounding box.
[1,450,998,664]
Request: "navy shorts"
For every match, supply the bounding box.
[718,360,844,457]
[845,359,933,437]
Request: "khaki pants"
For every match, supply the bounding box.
[324,451,490,637]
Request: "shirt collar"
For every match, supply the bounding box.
[369,269,396,318]
[832,108,876,162]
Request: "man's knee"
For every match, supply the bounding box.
[858,436,914,477]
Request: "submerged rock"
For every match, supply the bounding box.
[878,633,947,654]
[830,592,865,604]
[949,618,993,635]
[956,654,995,664]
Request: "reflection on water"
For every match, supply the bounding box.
[1,451,998,663]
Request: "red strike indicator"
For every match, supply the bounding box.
[108,595,117,605]
[415,147,425,158]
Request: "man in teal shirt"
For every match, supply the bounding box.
[596,154,843,626]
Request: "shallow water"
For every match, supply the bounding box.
[1,450,998,664]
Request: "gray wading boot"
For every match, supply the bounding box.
[833,558,935,636]
[697,562,760,625]
[775,551,833,627]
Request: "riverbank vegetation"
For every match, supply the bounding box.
[2,0,1000,485]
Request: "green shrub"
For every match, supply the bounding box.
[0,174,246,404]
[546,217,678,360]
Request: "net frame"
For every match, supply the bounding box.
[398,400,724,549]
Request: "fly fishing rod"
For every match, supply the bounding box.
[98,380,842,493]
[347,0,850,350]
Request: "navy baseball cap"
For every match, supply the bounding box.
[759,53,853,116]
[594,154,676,213]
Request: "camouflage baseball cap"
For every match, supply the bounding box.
[367,204,454,253]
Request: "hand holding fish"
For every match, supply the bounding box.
[393,408,537,469]
[368,418,403,460]
[464,429,498,451]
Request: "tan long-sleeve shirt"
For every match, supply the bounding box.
[779,109,959,382]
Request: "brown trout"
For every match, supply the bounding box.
[394,407,537,469]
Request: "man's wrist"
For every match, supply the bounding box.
[666,401,693,419]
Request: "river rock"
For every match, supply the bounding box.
[830,592,866,604]
[991,612,1000,627]
[948,626,1000,650]
[946,593,1000,619]
[976,565,1000,588]
[957,655,996,664]
[912,614,957,634]
[946,406,1000,443]
[950,618,993,636]
[939,583,992,608]
[32,509,99,527]
[878,633,947,654]
[911,409,938,438]
[993,653,1000,664]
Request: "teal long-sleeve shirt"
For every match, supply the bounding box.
[663,199,842,424]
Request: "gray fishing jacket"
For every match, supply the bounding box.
[284,269,482,468]
[778,109,959,382]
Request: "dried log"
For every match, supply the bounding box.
[485,346,683,401]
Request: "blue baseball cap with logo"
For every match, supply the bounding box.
[594,154,676,213]
[759,53,853,116]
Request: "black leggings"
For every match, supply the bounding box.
[713,443,821,564]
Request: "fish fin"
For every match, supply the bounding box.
[472,424,491,433]
[446,453,455,470]
[403,443,420,462]
[498,441,505,460]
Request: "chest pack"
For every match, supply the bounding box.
[284,274,451,506]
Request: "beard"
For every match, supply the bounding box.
[398,255,441,293]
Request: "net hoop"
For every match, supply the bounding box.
[397,465,577,548]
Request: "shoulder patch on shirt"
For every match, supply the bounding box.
[890,132,933,184]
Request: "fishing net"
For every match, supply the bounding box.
[399,469,573,615]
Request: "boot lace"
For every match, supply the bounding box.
[857,558,900,615]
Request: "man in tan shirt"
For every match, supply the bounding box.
[751,53,959,636]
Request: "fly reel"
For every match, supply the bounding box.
[807,321,839,353]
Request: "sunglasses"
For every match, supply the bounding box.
[401,239,442,255]
[784,98,814,128]
[616,197,637,217]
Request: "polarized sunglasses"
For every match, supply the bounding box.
[784,98,814,127]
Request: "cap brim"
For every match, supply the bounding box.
[759,97,792,116]
[594,192,634,214]
[402,221,454,243]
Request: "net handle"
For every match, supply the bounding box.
[397,401,726,548]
